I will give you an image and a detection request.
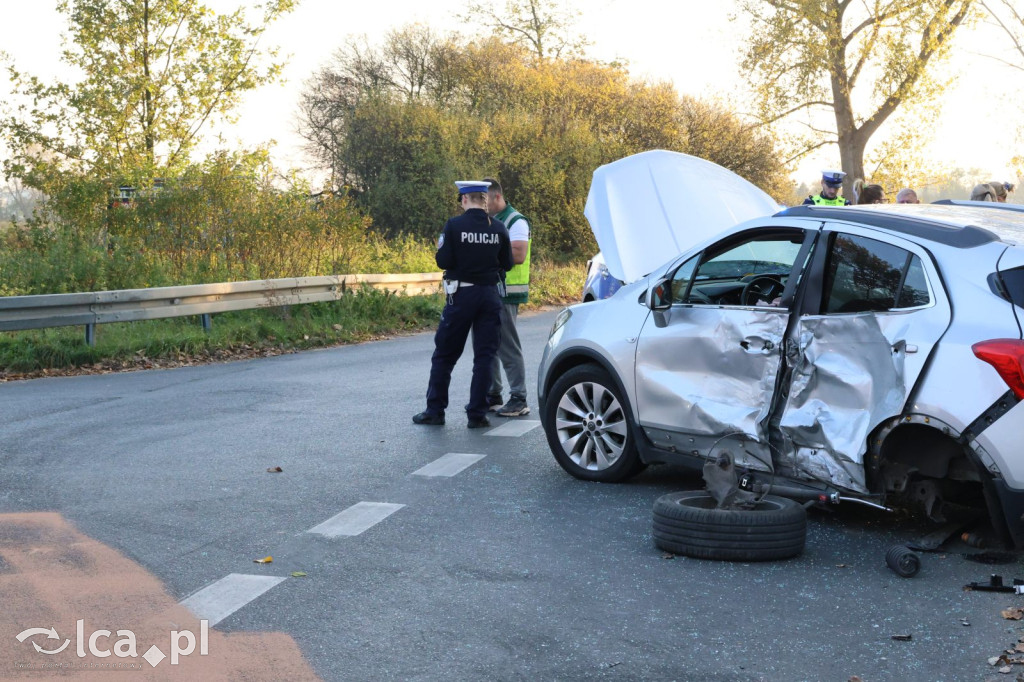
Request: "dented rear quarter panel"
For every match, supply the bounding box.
[909,239,1019,431]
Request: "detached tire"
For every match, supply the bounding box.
[653,491,806,561]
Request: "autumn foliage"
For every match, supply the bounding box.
[300,30,790,260]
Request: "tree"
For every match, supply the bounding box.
[460,0,587,60]
[1,0,296,192]
[981,0,1024,72]
[738,0,974,197]
[300,28,790,256]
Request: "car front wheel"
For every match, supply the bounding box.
[543,364,644,482]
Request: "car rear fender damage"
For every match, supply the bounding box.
[867,407,1024,548]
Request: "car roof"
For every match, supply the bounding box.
[775,204,1024,248]
[932,199,1024,213]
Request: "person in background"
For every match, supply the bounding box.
[483,177,532,418]
[896,188,920,204]
[988,182,1011,203]
[803,170,851,206]
[413,180,513,429]
[971,183,998,201]
[853,180,885,205]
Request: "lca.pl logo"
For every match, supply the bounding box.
[17,619,210,668]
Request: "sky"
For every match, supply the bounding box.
[2,0,1022,190]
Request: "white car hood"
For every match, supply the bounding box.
[584,150,782,282]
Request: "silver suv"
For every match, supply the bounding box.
[539,152,1024,546]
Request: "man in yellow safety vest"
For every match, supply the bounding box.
[484,177,532,418]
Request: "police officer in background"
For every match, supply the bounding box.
[803,170,852,206]
[413,181,513,429]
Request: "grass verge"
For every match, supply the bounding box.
[0,263,585,379]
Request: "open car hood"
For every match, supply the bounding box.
[584,150,782,282]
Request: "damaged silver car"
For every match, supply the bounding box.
[538,150,1024,553]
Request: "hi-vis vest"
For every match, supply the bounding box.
[808,193,849,206]
[496,205,530,304]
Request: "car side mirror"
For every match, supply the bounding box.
[646,277,672,311]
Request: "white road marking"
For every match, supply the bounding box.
[412,453,486,477]
[179,573,286,627]
[485,420,541,437]
[306,502,405,538]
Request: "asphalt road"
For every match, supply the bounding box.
[2,307,1023,681]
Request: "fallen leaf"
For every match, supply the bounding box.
[836,563,849,568]
[1000,666,1012,674]
[253,556,273,564]
[848,677,863,682]
[990,657,1003,666]
[661,553,674,560]
[1004,608,1024,620]
[291,571,307,578]
[1015,644,1024,653]
[332,324,343,331]
[267,466,283,473]
[960,618,970,626]
[891,634,912,641]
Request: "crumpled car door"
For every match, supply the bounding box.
[634,228,813,472]
[775,227,952,493]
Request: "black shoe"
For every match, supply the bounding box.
[496,397,530,417]
[486,395,503,412]
[467,416,491,429]
[413,411,445,426]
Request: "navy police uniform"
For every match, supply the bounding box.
[415,181,513,427]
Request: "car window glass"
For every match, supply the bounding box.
[670,256,699,303]
[695,240,802,281]
[996,267,1024,309]
[823,234,931,313]
[897,256,930,308]
[686,233,804,307]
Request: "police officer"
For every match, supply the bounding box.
[413,180,513,429]
[803,170,852,206]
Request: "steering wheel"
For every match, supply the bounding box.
[740,275,785,306]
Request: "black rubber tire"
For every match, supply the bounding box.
[542,364,645,482]
[885,545,921,578]
[652,490,807,561]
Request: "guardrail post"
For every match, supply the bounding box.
[201,314,213,333]
[85,324,96,347]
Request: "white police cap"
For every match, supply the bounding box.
[821,169,846,185]
[455,180,492,195]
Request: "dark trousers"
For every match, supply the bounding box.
[425,284,502,419]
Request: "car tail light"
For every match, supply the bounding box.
[972,339,1024,400]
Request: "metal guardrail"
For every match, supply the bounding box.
[0,273,442,344]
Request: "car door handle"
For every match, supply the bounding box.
[740,340,775,352]
[906,344,918,354]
